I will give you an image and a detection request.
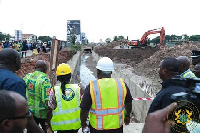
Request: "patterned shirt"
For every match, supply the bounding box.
[24,71,51,119]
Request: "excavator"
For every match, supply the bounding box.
[128,27,165,49]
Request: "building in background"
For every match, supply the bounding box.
[22,34,37,42]
[67,20,81,45]
[15,30,22,41]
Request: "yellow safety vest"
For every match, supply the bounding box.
[89,78,127,130]
[182,70,196,78]
[51,84,81,131]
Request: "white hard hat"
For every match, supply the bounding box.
[96,57,114,71]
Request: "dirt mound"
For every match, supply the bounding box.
[95,45,159,67]
[133,42,200,82]
[16,49,76,78]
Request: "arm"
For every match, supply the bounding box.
[142,103,177,133]
[80,85,92,130]
[26,114,45,133]
[81,110,89,129]
[42,78,53,127]
[124,83,132,125]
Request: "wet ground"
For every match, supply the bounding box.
[79,52,97,87]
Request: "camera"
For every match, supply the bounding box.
[170,75,200,110]
[169,76,200,132]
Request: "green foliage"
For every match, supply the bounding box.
[151,36,160,44]
[113,35,125,41]
[189,35,200,41]
[38,36,52,43]
[113,36,118,41]
[70,44,82,52]
[71,34,77,45]
[151,34,200,44]
[0,32,11,41]
[105,38,111,43]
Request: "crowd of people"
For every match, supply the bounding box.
[0,47,200,133]
[0,40,50,58]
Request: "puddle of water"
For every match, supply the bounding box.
[80,54,96,87]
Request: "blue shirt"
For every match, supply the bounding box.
[0,68,26,98]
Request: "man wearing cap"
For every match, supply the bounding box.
[23,60,52,133]
[80,57,132,133]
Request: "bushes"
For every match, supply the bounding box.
[70,44,82,51]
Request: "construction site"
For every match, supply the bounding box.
[14,38,200,132]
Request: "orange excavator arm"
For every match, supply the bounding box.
[140,27,165,46]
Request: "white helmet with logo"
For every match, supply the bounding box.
[96,57,114,72]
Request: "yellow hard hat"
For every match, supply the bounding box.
[56,63,71,76]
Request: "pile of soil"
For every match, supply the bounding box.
[16,49,76,78]
[133,42,200,81]
[95,41,200,92]
[95,46,159,67]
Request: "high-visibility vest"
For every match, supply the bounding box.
[89,78,127,130]
[51,84,81,131]
[182,70,196,78]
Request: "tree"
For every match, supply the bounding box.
[113,35,125,41]
[118,35,124,40]
[0,32,11,41]
[105,38,111,43]
[71,34,77,45]
[189,35,200,41]
[38,36,52,43]
[165,35,171,42]
[151,36,160,44]
[113,36,118,41]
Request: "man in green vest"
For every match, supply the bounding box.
[47,63,82,133]
[24,60,52,133]
[80,57,132,133]
[176,56,196,78]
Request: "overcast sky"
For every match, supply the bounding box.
[0,0,200,42]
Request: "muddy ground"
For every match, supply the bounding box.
[16,49,76,78]
[95,41,200,92]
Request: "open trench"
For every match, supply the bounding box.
[71,52,97,87]
[71,51,140,123]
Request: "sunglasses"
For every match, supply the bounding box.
[0,110,32,123]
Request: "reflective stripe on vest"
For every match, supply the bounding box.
[51,85,81,131]
[53,86,80,116]
[183,71,196,78]
[51,117,81,126]
[90,106,124,115]
[90,78,126,130]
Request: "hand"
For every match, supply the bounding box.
[77,75,81,83]
[124,116,130,125]
[82,126,90,133]
[46,126,53,133]
[142,102,177,133]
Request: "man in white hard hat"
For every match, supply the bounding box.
[80,57,132,133]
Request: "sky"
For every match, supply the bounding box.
[0,0,200,42]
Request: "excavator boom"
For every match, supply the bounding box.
[128,27,165,48]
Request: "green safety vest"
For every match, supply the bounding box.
[24,71,51,119]
[51,84,81,131]
[182,70,196,78]
[89,78,127,130]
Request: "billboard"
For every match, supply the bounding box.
[67,20,81,44]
